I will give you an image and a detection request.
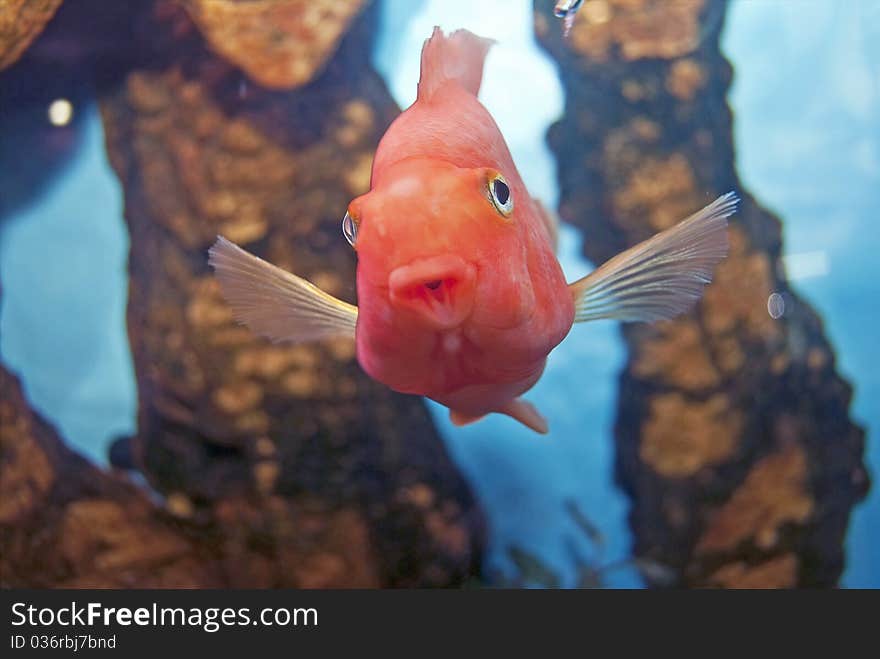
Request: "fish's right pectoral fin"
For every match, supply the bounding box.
[208,236,358,344]
[568,192,738,323]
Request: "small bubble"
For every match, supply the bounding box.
[47,98,73,126]
[341,211,358,247]
[767,292,785,319]
[238,80,248,99]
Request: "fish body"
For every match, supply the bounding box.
[209,28,736,434]
[350,30,572,427]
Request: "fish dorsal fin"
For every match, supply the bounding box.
[568,193,738,323]
[209,236,357,344]
[417,27,495,101]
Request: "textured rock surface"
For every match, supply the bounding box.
[99,1,482,587]
[0,0,482,588]
[0,0,63,70]
[536,0,868,587]
[180,0,367,89]
[0,364,380,587]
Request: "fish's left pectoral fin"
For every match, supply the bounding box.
[568,192,738,323]
[208,236,358,344]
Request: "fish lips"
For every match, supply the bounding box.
[388,254,477,330]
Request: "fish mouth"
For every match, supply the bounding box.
[388,255,477,330]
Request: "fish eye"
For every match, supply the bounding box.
[488,173,513,217]
[342,211,359,247]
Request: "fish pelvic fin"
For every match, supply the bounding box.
[208,236,357,344]
[417,27,495,101]
[500,398,549,435]
[449,409,486,427]
[450,398,549,435]
[568,192,738,323]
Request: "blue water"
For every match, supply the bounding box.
[722,0,880,588]
[0,0,876,587]
[0,106,136,465]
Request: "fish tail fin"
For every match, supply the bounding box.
[208,236,358,344]
[417,27,495,101]
[568,192,738,323]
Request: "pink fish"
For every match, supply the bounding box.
[209,28,736,434]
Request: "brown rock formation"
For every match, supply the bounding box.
[99,1,482,587]
[535,0,868,587]
[0,364,379,587]
[0,0,63,70]
[0,0,483,588]
[179,0,367,89]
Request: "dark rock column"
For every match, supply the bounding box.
[97,1,483,587]
[0,0,483,587]
[535,0,868,587]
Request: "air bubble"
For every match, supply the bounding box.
[767,292,785,319]
[342,212,358,247]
